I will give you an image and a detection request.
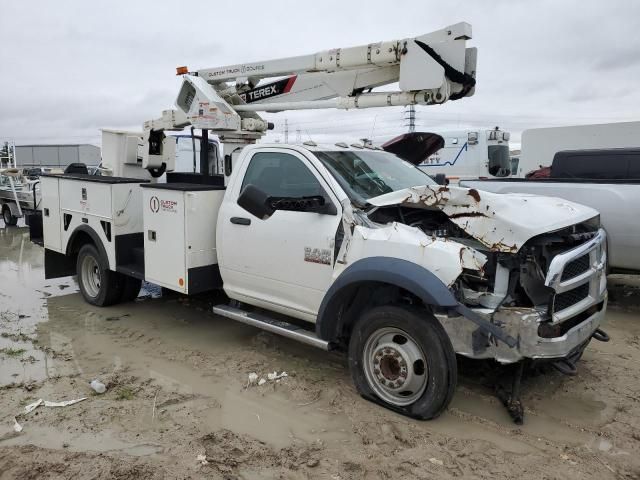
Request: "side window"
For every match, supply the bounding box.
[241,152,326,198]
[174,137,196,173]
[555,153,627,179]
[627,153,640,178]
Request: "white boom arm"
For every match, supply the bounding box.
[140,22,476,170]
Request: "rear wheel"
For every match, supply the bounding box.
[76,243,123,306]
[348,305,457,420]
[2,205,18,226]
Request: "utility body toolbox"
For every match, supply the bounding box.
[140,183,224,294]
[40,174,146,278]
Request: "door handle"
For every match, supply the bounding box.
[230,217,251,226]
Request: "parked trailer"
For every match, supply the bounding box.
[1,144,43,227]
[518,121,640,177]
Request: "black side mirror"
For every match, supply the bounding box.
[224,154,232,176]
[238,185,337,219]
[268,195,336,215]
[237,184,274,219]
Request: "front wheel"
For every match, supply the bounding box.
[76,244,123,306]
[2,205,18,226]
[348,305,457,420]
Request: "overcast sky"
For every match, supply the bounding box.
[1,0,639,148]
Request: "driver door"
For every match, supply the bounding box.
[218,149,342,321]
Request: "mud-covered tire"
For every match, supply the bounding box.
[348,305,457,420]
[76,243,123,306]
[120,276,142,302]
[2,205,18,226]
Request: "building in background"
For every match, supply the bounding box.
[14,144,100,169]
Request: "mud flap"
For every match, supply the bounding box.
[7,202,22,218]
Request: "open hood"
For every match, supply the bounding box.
[367,185,599,252]
[381,132,445,165]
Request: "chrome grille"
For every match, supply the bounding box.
[545,228,607,323]
[560,253,590,281]
[553,283,589,312]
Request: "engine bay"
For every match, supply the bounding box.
[367,205,600,315]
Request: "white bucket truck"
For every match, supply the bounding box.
[32,24,608,424]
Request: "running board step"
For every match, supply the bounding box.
[212,304,330,350]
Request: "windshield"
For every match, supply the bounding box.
[315,150,436,205]
[488,145,511,177]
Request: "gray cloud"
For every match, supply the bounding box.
[1,0,638,148]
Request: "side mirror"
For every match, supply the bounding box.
[238,185,337,219]
[237,184,274,219]
[268,195,337,215]
[224,154,232,176]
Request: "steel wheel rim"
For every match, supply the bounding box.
[362,326,428,406]
[81,255,101,298]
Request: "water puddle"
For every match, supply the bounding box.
[1,226,78,387]
[1,424,164,456]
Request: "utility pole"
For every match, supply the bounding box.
[405,105,416,133]
[284,118,289,144]
[295,128,302,143]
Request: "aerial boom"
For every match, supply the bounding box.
[140,22,477,172]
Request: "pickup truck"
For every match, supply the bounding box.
[33,142,609,422]
[462,148,640,273]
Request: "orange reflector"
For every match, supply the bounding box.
[176,66,188,75]
[178,278,184,287]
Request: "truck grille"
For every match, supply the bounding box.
[545,229,607,323]
[560,253,590,281]
[553,283,589,312]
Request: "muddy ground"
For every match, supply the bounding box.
[0,223,639,480]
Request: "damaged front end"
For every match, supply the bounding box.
[440,224,607,364]
[356,185,608,364]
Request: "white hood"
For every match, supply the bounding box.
[367,185,599,252]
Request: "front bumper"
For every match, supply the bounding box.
[437,295,606,364]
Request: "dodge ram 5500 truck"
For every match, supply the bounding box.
[30,25,610,423]
[36,141,608,423]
